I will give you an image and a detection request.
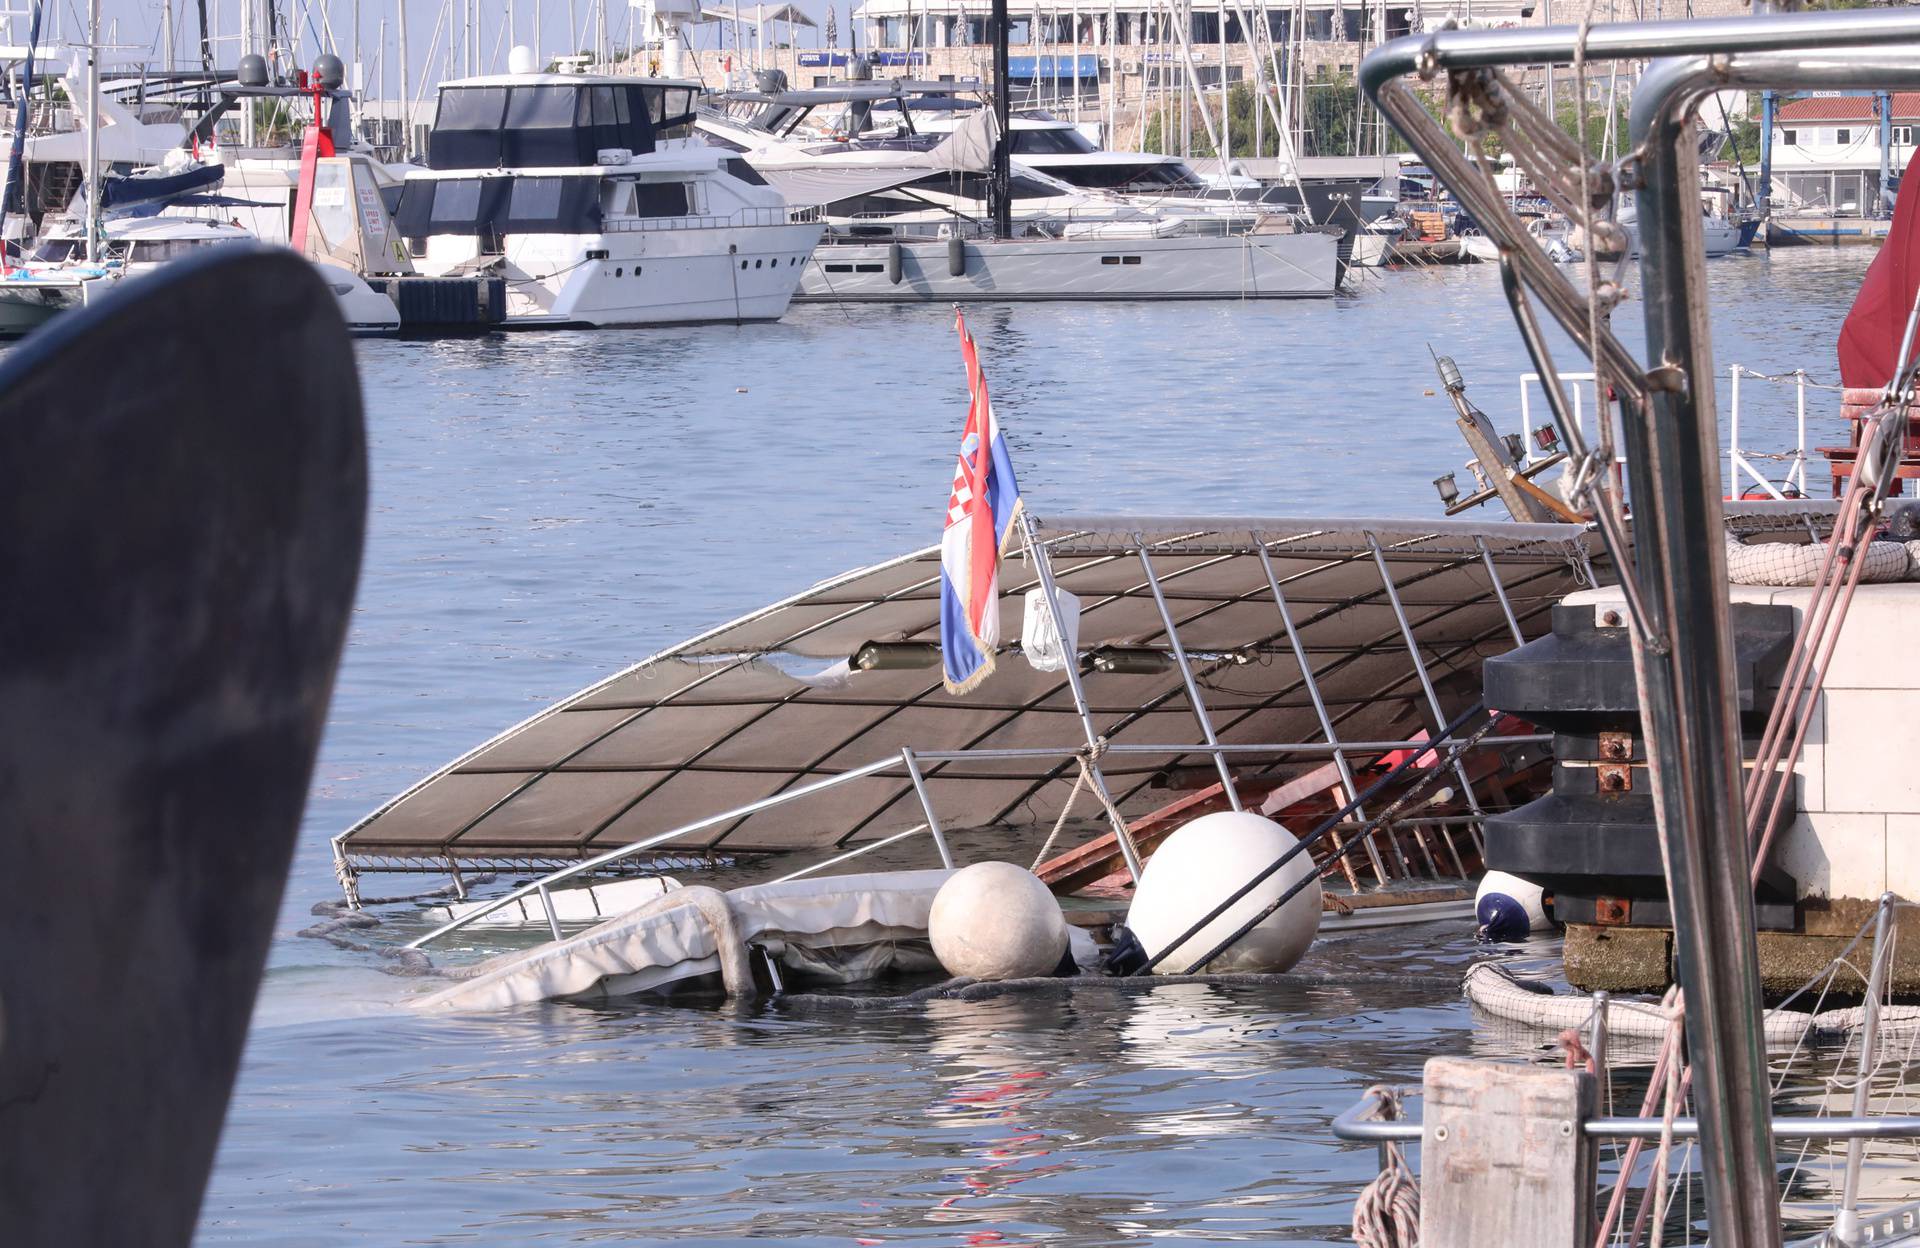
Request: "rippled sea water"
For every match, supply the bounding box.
[198,249,1880,1244]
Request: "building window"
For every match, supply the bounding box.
[1781,128,1797,145]
[1836,127,1851,144]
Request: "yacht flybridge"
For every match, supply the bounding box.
[397,63,823,328]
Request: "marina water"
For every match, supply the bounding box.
[202,250,1875,1244]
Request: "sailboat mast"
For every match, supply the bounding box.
[1,0,43,258]
[84,0,99,264]
[397,0,411,158]
[991,0,1009,238]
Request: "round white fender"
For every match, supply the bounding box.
[928,861,1069,981]
[1125,811,1322,975]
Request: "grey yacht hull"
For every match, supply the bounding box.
[796,230,1339,302]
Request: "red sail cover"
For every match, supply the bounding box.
[1839,147,1920,388]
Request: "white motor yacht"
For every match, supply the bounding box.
[915,113,1266,234]
[700,79,1338,300]
[396,68,822,328]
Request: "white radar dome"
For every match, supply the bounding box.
[508,44,539,75]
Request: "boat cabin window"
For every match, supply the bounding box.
[1009,128,1098,155]
[395,174,605,238]
[1050,160,1209,195]
[29,237,79,263]
[428,82,700,170]
[725,158,768,186]
[128,237,243,262]
[901,172,1059,201]
[604,180,693,217]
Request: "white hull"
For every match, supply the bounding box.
[1350,233,1397,267]
[0,280,82,335]
[795,231,1338,302]
[434,221,824,328]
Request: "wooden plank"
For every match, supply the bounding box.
[1419,1057,1597,1248]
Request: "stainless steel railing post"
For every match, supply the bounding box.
[1253,537,1393,881]
[901,748,955,869]
[1135,537,1241,811]
[1020,514,1144,881]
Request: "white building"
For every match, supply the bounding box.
[1770,92,1913,217]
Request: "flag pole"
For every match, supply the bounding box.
[1017,510,1145,882]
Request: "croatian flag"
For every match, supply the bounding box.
[940,311,1023,694]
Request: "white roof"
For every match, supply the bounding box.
[701,3,818,27]
[437,71,702,89]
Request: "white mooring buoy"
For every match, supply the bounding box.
[928,861,1069,981]
[1474,870,1553,941]
[1125,811,1322,974]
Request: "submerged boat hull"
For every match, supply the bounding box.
[795,231,1340,302]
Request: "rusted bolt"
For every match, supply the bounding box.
[1600,732,1632,762]
[1601,609,1623,627]
[1595,897,1631,926]
[1598,763,1632,793]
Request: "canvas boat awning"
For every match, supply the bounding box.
[335,515,1602,884]
[749,108,1001,204]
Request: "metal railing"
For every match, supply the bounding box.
[601,204,821,233]
[398,730,1544,950]
[1516,365,1816,502]
[1332,1088,1920,1144]
[346,519,1568,915]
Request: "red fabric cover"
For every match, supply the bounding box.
[1839,147,1920,389]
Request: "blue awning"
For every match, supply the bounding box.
[1007,53,1099,79]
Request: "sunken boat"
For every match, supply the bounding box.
[334,513,1600,996]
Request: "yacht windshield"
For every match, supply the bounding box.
[1010,128,1098,155]
[128,237,244,262]
[1049,160,1209,195]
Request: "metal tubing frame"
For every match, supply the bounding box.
[404,753,906,948]
[769,823,934,885]
[1332,1093,1920,1145]
[1365,532,1488,838]
[1633,43,1920,1248]
[1019,511,1145,880]
[1474,535,1526,649]
[900,748,955,869]
[1134,537,1243,812]
[1253,538,1394,882]
[1836,893,1899,1243]
[396,725,1550,950]
[1362,19,1920,1248]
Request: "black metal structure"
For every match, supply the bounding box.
[0,248,365,1244]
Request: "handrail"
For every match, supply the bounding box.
[403,753,903,949]
[396,728,1536,949]
[1332,1089,1920,1143]
[601,205,820,233]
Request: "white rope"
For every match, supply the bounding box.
[1463,963,1920,1044]
[1029,737,1112,870]
[1352,1085,1421,1248]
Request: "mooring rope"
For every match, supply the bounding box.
[1028,737,1111,871]
[1351,1085,1421,1248]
